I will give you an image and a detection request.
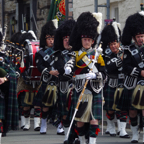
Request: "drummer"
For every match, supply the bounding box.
[17,31,41,131]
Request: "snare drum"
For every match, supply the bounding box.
[23,40,41,87]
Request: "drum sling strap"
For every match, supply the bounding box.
[130,46,144,108]
[130,46,144,69]
[38,48,54,65]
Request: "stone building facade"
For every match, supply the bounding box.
[73,0,144,29]
[0,0,51,39]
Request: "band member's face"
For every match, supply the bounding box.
[81,38,94,49]
[109,42,120,54]
[134,34,144,47]
[63,37,70,50]
[46,37,54,47]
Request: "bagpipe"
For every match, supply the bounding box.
[1,25,41,88]
[5,39,41,88]
[5,40,25,67]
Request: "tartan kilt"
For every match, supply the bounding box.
[18,92,26,107]
[0,81,9,120]
[0,96,5,119]
[117,88,137,111]
[33,82,47,107]
[19,91,32,107]
[59,91,69,116]
[103,83,115,111]
[69,87,102,121]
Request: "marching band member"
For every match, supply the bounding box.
[0,27,19,140]
[10,31,25,129]
[119,11,144,143]
[17,31,40,131]
[64,12,106,144]
[35,20,60,134]
[101,21,129,138]
[53,19,76,143]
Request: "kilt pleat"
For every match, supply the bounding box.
[117,88,137,111]
[33,82,47,107]
[70,87,102,121]
[103,83,115,111]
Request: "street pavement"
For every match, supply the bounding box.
[2,119,144,144]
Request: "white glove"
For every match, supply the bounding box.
[86,72,96,80]
[65,67,72,75]
[16,71,20,78]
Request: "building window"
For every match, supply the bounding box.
[114,7,119,22]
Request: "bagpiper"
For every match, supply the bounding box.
[101,20,130,138]
[0,26,19,140]
[35,20,60,134]
[64,12,106,144]
[9,31,25,129]
[118,11,144,143]
[53,19,76,143]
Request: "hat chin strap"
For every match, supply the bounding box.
[133,37,143,47]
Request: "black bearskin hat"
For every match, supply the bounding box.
[54,19,76,51]
[10,31,22,44]
[40,21,56,48]
[19,32,36,45]
[122,11,144,46]
[69,12,101,51]
[101,22,121,50]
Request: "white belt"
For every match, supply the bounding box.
[75,74,87,80]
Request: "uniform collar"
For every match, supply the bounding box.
[81,47,92,53]
[134,43,144,50]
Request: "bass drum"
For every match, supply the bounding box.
[23,40,41,88]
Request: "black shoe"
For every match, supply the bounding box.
[21,126,25,129]
[74,139,80,144]
[34,127,40,131]
[105,131,110,134]
[131,140,138,143]
[40,132,46,134]
[23,128,30,131]
[57,131,65,135]
[2,133,6,137]
[120,134,130,138]
[63,140,68,144]
[110,133,116,137]
[63,140,74,144]
[117,131,120,135]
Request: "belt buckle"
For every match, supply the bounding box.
[118,74,124,79]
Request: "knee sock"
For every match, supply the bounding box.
[116,111,121,120]
[120,111,128,122]
[19,107,23,116]
[130,116,138,126]
[89,125,100,138]
[62,119,70,128]
[75,125,85,136]
[41,111,48,119]
[23,109,30,118]
[106,112,115,120]
[67,122,77,144]
[0,122,3,133]
[34,108,41,117]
